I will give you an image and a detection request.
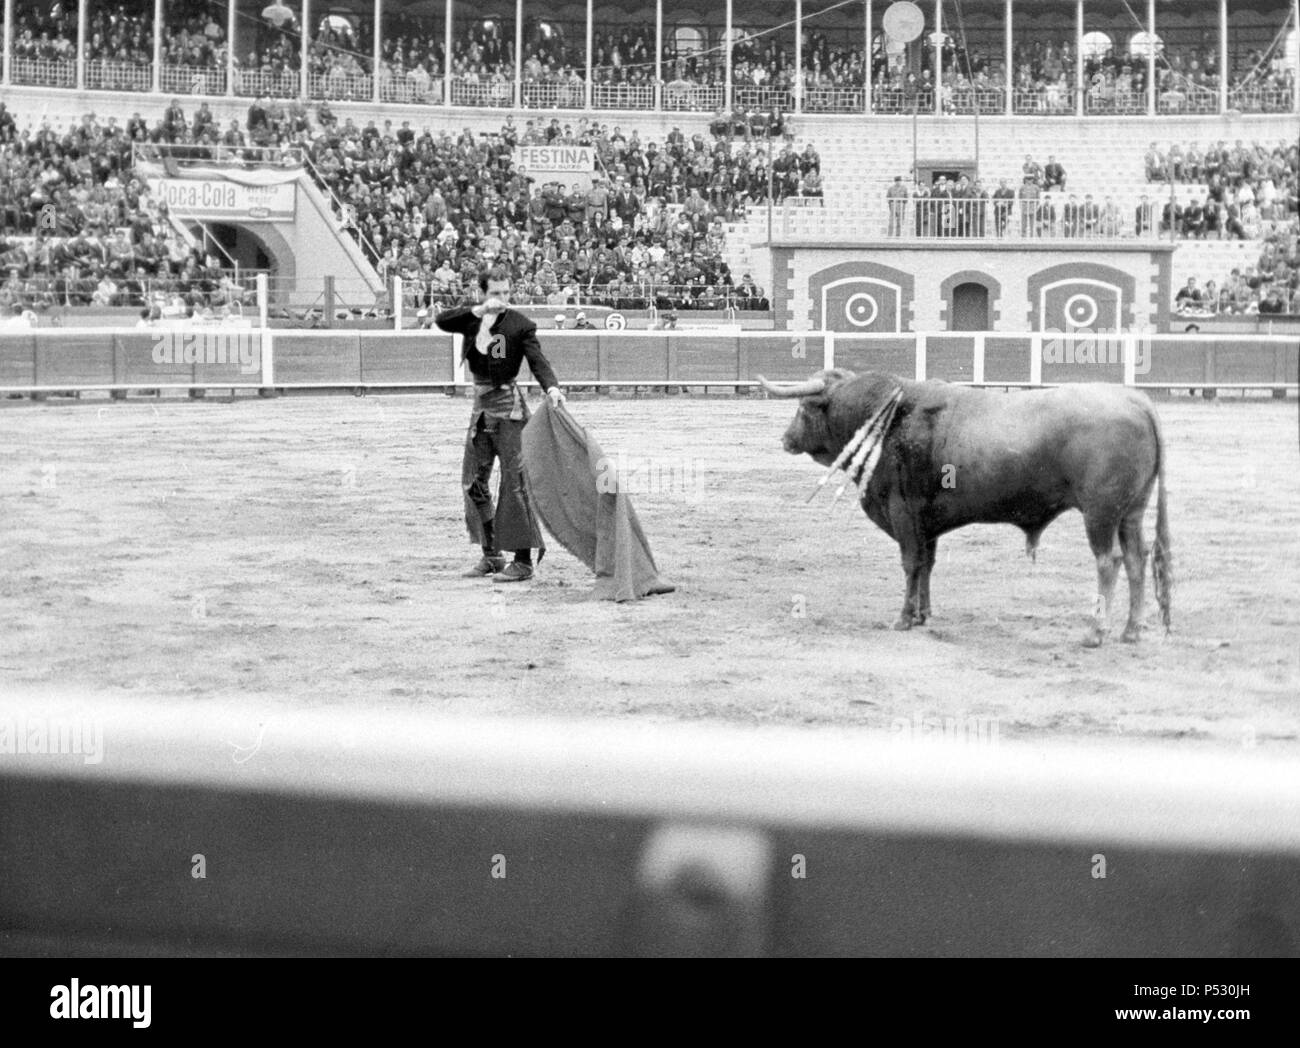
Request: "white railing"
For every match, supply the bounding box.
[1228,85,1297,113]
[661,81,724,112]
[1157,82,1219,115]
[732,86,794,113]
[871,87,934,114]
[1084,88,1147,115]
[378,74,443,105]
[591,81,655,111]
[520,79,588,109]
[84,59,152,93]
[449,75,515,108]
[802,85,865,114]
[232,67,300,98]
[309,70,374,102]
[159,63,227,96]
[942,88,1006,115]
[10,56,76,87]
[802,198,1156,242]
[1012,86,1077,114]
[2,54,1296,119]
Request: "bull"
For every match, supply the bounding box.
[759,370,1172,647]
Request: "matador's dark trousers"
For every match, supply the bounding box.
[460,385,546,555]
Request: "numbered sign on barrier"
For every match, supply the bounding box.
[605,312,627,330]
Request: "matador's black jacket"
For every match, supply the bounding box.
[434,304,559,391]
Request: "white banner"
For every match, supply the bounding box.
[149,178,297,221]
[513,145,596,190]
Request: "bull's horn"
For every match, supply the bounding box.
[757,374,828,398]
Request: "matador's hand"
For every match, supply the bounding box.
[546,387,566,408]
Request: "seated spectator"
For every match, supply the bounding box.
[1043,155,1066,190]
[1174,277,1204,312]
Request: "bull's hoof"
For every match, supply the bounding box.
[1082,628,1105,648]
[1120,624,1142,644]
[893,617,914,631]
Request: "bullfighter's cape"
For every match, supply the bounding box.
[521,400,675,603]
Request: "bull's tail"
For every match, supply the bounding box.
[1148,405,1173,632]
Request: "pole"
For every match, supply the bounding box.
[1,0,11,86]
[1293,0,1300,115]
[514,0,523,109]
[795,0,803,114]
[76,0,85,89]
[934,0,944,116]
[444,0,453,107]
[1218,0,1227,113]
[1075,0,1083,117]
[1146,0,1155,116]
[301,0,311,101]
[585,0,593,109]
[864,0,872,114]
[152,0,162,93]
[1004,0,1012,115]
[654,0,662,111]
[373,0,382,103]
[725,0,732,110]
[227,0,235,96]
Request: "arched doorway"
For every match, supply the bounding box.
[193,223,275,275]
[950,282,990,330]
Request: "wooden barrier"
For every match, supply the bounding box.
[0,329,1295,395]
[0,695,1297,956]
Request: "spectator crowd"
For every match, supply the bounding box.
[0,97,794,314]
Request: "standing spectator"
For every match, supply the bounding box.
[1135,194,1154,235]
[992,179,1015,237]
[886,175,909,237]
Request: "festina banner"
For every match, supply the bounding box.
[513,145,596,190]
[148,177,297,221]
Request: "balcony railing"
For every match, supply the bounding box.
[1228,85,1297,114]
[1,53,1295,117]
[661,81,724,112]
[802,86,865,114]
[1084,88,1148,115]
[159,63,227,96]
[1157,81,1219,115]
[449,75,515,108]
[520,79,589,109]
[85,59,152,93]
[591,82,656,111]
[733,86,795,113]
[231,67,300,99]
[1013,86,1077,115]
[871,88,934,114]
[378,74,443,105]
[10,57,76,88]
[943,88,1006,115]
[309,70,374,102]
[794,198,1161,242]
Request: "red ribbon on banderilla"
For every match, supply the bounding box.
[805,388,904,511]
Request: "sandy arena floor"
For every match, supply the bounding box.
[2,390,1297,752]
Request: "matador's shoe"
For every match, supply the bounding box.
[491,562,534,583]
[463,553,507,578]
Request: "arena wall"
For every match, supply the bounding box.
[772,243,1176,333]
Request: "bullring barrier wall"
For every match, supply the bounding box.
[0,329,1296,393]
[2,695,1298,956]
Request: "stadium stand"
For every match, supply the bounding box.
[0,0,1295,322]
